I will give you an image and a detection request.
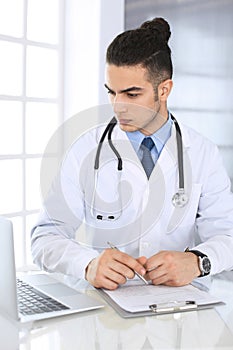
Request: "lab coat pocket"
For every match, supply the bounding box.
[166,183,202,234]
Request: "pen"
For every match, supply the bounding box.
[107,241,149,285]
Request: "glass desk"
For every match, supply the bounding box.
[1,271,233,350]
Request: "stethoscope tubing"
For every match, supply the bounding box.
[107,118,122,171]
[94,116,123,171]
[171,115,184,190]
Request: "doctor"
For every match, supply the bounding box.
[31,18,233,290]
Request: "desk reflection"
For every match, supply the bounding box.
[18,301,233,350]
[1,272,233,350]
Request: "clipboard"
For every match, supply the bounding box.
[97,281,224,318]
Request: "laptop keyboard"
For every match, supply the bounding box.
[17,279,70,315]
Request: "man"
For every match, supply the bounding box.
[31,18,233,290]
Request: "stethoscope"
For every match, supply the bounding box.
[91,114,188,221]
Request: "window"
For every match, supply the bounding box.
[125,0,233,189]
[0,0,64,268]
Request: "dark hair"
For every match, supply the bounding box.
[106,18,173,95]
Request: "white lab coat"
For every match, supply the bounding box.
[31,120,233,279]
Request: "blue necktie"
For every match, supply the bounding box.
[141,137,155,178]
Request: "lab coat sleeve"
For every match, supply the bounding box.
[31,148,99,280]
[193,143,233,274]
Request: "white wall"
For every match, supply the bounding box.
[98,0,125,105]
[64,0,124,120]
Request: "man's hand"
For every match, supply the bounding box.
[145,250,200,286]
[85,249,147,290]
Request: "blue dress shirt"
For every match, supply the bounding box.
[126,113,173,163]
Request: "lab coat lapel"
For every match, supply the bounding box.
[150,123,191,182]
[149,124,178,183]
[111,125,146,177]
[155,123,194,234]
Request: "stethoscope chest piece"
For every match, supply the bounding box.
[172,189,189,208]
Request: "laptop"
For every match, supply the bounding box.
[0,217,104,323]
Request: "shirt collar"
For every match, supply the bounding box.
[126,112,173,155]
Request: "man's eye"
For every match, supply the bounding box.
[127,93,139,98]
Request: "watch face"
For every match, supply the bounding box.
[202,257,211,274]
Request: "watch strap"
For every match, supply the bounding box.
[188,249,207,258]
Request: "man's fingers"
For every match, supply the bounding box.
[97,277,119,290]
[86,249,147,289]
[104,267,127,285]
[114,251,146,276]
[144,250,201,286]
[146,265,165,280]
[107,259,135,279]
[137,256,147,266]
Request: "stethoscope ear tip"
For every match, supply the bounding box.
[96,215,115,220]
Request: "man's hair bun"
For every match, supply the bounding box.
[106,16,173,84]
[140,17,171,44]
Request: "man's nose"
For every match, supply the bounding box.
[113,102,127,114]
[113,96,127,113]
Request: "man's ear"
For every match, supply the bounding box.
[158,79,173,101]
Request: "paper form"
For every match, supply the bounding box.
[102,280,222,313]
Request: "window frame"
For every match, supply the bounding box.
[0,0,65,268]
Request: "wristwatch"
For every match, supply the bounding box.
[188,250,211,277]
